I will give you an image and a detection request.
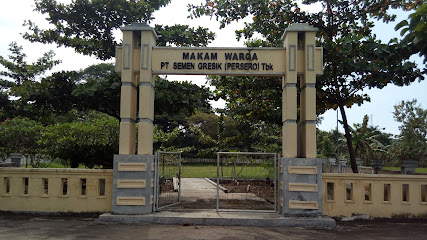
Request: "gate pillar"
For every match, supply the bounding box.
[112,23,157,215]
[282,29,298,158]
[280,23,323,216]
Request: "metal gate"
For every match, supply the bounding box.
[216,152,278,212]
[154,152,181,211]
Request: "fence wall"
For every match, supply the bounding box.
[2,167,427,218]
[322,173,427,218]
[0,168,113,213]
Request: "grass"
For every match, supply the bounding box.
[176,163,274,179]
[20,161,87,169]
[383,167,427,173]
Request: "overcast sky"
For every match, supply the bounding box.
[1,0,426,136]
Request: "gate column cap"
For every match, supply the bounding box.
[121,22,158,39]
[282,23,318,39]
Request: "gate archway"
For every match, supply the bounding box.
[111,22,324,216]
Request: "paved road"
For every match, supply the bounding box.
[1,213,427,240]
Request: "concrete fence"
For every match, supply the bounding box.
[0,168,113,213]
[323,173,427,218]
[2,167,427,218]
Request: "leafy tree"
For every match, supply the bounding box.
[187,112,220,140]
[23,0,215,60]
[348,115,388,166]
[0,117,46,167]
[1,45,213,125]
[250,121,281,153]
[40,112,119,168]
[396,3,427,64]
[72,63,122,118]
[0,42,60,120]
[154,77,213,132]
[393,99,427,166]
[189,0,425,172]
[317,129,335,159]
[207,75,282,124]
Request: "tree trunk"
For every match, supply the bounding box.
[339,105,359,173]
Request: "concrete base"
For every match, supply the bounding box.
[99,209,336,228]
[112,154,154,215]
[280,158,323,216]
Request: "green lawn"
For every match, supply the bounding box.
[21,161,87,169]
[383,167,427,173]
[179,163,274,179]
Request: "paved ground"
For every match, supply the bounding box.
[180,178,217,199]
[1,213,427,240]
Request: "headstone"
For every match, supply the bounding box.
[401,160,417,174]
[10,153,22,167]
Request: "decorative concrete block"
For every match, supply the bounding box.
[112,154,154,215]
[280,158,322,216]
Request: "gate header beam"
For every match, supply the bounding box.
[116,46,323,76]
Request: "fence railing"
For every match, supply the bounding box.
[0,168,113,213]
[323,173,427,218]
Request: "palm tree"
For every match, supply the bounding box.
[343,115,388,166]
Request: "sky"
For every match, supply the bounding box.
[1,0,426,136]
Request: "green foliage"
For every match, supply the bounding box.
[23,0,215,60]
[154,77,213,132]
[40,113,119,168]
[187,112,221,140]
[0,42,61,121]
[0,117,46,167]
[0,44,213,124]
[316,129,335,159]
[250,122,281,153]
[348,115,389,165]
[393,99,427,164]
[396,3,427,64]
[154,24,215,47]
[317,128,347,159]
[189,0,425,172]
[72,63,122,118]
[208,75,282,124]
[0,42,60,85]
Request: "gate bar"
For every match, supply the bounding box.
[154,151,182,211]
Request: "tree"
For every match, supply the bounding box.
[187,112,220,140]
[23,0,215,60]
[0,117,45,167]
[317,129,335,159]
[208,75,282,125]
[154,77,213,132]
[189,0,425,172]
[40,112,119,168]
[0,42,60,121]
[348,115,388,166]
[393,99,427,166]
[0,45,213,124]
[396,3,427,64]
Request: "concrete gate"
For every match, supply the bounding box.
[112,22,324,217]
